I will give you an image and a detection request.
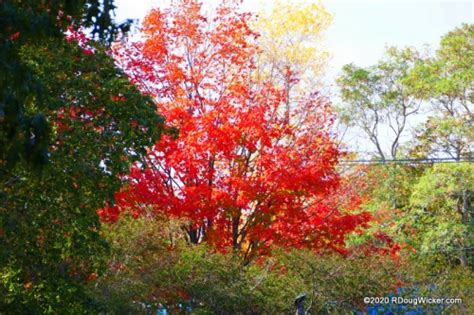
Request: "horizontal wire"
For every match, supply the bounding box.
[339,157,473,165]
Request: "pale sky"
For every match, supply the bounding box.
[113,0,473,155]
[324,0,473,82]
[114,0,473,81]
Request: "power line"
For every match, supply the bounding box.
[339,157,473,165]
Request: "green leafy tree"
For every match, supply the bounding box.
[0,0,131,170]
[396,163,474,266]
[95,216,404,314]
[336,47,422,160]
[334,24,474,313]
[342,164,423,249]
[95,216,300,314]
[406,23,473,159]
[0,34,165,312]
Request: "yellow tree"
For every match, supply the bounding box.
[253,0,333,122]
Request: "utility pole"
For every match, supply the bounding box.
[295,294,306,315]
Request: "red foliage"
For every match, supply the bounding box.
[10,32,21,41]
[99,0,370,259]
[65,26,95,55]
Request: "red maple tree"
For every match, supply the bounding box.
[99,0,370,260]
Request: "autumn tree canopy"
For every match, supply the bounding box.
[101,0,369,260]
